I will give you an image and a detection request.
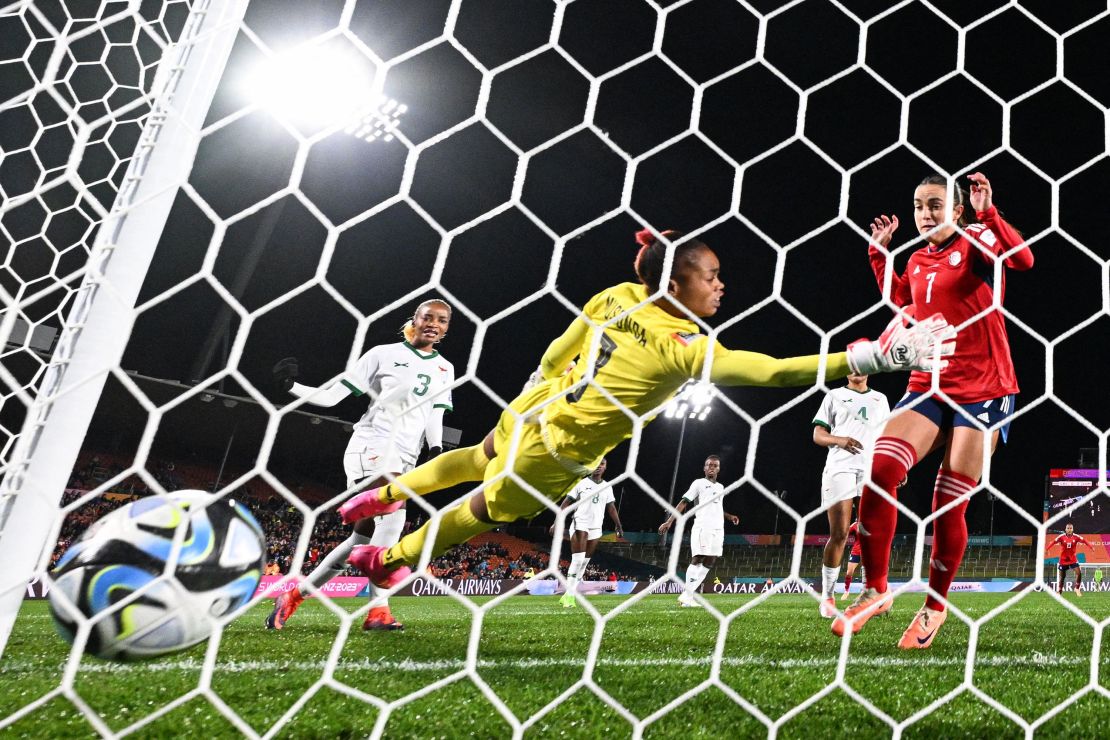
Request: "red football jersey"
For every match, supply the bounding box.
[847,522,862,557]
[1051,533,1089,566]
[869,206,1033,404]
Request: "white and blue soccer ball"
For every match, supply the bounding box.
[49,490,265,661]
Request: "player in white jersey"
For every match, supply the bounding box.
[266,299,454,632]
[658,455,739,607]
[811,372,889,618]
[550,459,625,608]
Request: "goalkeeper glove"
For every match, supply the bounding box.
[846,312,955,375]
[273,357,299,393]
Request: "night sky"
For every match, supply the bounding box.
[5,0,1110,536]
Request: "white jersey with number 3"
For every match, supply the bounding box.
[342,341,454,463]
[812,387,888,474]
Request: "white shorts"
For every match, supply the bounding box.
[343,433,414,489]
[571,524,602,541]
[691,527,723,557]
[821,469,863,508]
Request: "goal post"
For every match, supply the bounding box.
[0,0,249,657]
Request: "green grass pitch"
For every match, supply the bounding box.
[2,591,1109,738]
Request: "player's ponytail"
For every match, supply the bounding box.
[633,229,708,293]
[401,298,452,343]
[918,175,975,226]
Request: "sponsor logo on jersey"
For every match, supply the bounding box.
[913,265,921,275]
[438,366,448,372]
[671,332,700,346]
[394,362,409,367]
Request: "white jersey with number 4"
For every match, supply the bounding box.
[682,479,726,530]
[812,387,889,474]
[342,341,454,464]
[566,477,614,532]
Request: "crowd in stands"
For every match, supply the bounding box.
[52,450,633,581]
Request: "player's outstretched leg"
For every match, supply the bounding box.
[349,495,500,589]
[341,444,489,523]
[348,545,412,589]
[832,437,913,637]
[265,587,306,630]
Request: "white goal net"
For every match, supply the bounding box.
[2,0,1110,737]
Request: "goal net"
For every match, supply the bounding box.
[2,0,1108,736]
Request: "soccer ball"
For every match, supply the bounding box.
[49,490,265,661]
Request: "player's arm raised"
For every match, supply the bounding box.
[273,357,353,407]
[868,214,911,306]
[540,317,589,380]
[967,172,1033,271]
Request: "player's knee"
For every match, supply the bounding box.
[869,452,908,493]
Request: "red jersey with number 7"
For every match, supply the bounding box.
[868,206,1034,403]
[1051,533,1090,566]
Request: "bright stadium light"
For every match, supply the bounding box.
[243,44,405,140]
[662,382,716,546]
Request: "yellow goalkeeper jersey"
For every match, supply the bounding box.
[537,282,850,464]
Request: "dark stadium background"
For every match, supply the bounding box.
[6,0,1110,539]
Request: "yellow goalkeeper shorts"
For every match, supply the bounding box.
[481,382,591,523]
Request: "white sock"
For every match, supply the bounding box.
[689,564,709,591]
[567,552,586,593]
[367,508,406,608]
[821,565,840,600]
[580,556,591,581]
[300,532,371,596]
[684,564,704,596]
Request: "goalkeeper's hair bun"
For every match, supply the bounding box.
[633,228,708,292]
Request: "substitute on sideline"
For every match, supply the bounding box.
[811,373,888,618]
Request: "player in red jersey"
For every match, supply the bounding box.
[1049,523,1091,596]
[832,173,1034,649]
[841,520,863,601]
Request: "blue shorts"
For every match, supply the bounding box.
[1058,562,1079,573]
[848,553,861,564]
[894,392,1016,444]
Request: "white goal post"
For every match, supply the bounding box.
[0,0,249,657]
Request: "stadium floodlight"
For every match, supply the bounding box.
[243,45,406,141]
[661,382,715,546]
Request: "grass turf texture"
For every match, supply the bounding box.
[2,591,1109,738]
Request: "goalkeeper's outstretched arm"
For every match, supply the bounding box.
[708,312,957,387]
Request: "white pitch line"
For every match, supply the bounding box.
[0,652,1094,676]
